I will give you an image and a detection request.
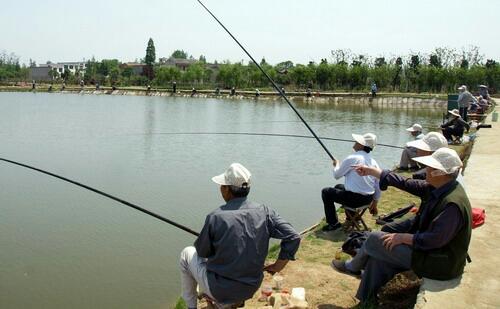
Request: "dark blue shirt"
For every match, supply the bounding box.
[379,170,464,251]
[194,197,300,304]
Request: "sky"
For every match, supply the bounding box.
[1,0,499,66]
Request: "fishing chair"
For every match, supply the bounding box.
[341,204,371,232]
[200,293,245,309]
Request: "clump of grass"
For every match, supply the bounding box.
[174,297,187,309]
[267,243,280,260]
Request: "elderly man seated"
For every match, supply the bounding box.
[399,123,424,170]
[331,148,472,303]
[441,109,470,144]
[179,163,300,309]
[321,133,381,230]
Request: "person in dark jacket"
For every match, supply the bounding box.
[331,148,472,302]
[441,109,470,143]
[179,163,300,309]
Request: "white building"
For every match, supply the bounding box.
[29,61,87,81]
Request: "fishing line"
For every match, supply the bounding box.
[196,0,335,161]
[150,132,405,149]
[0,157,200,236]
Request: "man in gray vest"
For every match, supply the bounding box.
[179,163,301,309]
[332,148,472,303]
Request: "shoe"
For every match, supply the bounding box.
[322,223,342,231]
[331,259,361,278]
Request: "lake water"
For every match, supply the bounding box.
[0,92,443,308]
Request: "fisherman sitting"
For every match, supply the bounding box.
[179,163,300,309]
[398,123,424,170]
[321,133,381,231]
[440,109,470,144]
[478,84,490,101]
[332,148,472,304]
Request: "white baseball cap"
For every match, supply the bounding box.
[458,85,467,91]
[413,148,463,175]
[406,123,423,132]
[212,163,251,188]
[407,132,448,152]
[352,133,377,149]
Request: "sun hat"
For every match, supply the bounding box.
[478,85,488,88]
[457,85,467,91]
[352,133,377,149]
[212,163,251,188]
[448,109,460,117]
[406,123,423,132]
[407,132,448,152]
[412,148,462,175]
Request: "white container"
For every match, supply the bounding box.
[291,287,306,301]
[492,111,498,122]
[273,274,284,290]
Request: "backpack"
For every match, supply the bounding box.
[341,231,369,257]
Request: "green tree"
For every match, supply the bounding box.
[145,38,156,65]
[154,66,181,86]
[171,50,188,59]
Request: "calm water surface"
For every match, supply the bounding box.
[0,92,443,308]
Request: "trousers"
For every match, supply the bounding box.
[179,246,213,308]
[399,146,418,169]
[322,184,373,225]
[347,231,412,301]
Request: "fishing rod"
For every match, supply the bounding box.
[0,157,200,237]
[196,0,335,161]
[150,132,404,149]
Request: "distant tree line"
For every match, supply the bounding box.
[2,43,499,94]
[0,51,29,82]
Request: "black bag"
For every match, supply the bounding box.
[341,231,369,257]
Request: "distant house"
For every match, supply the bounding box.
[159,57,197,71]
[120,62,147,75]
[28,61,87,81]
[29,64,52,81]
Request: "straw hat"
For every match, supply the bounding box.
[448,109,460,117]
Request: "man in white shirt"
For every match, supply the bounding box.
[321,133,381,231]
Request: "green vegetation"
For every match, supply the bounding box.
[174,297,187,309]
[0,52,28,82]
[3,45,499,95]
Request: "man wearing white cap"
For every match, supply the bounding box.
[321,133,381,231]
[457,85,477,121]
[478,85,490,101]
[440,109,470,143]
[398,123,424,170]
[332,148,472,303]
[179,163,300,309]
[407,131,448,180]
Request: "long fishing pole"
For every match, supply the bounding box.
[196,0,335,161]
[150,132,404,149]
[0,157,200,236]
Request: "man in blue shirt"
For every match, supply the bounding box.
[321,133,381,231]
[179,163,301,308]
